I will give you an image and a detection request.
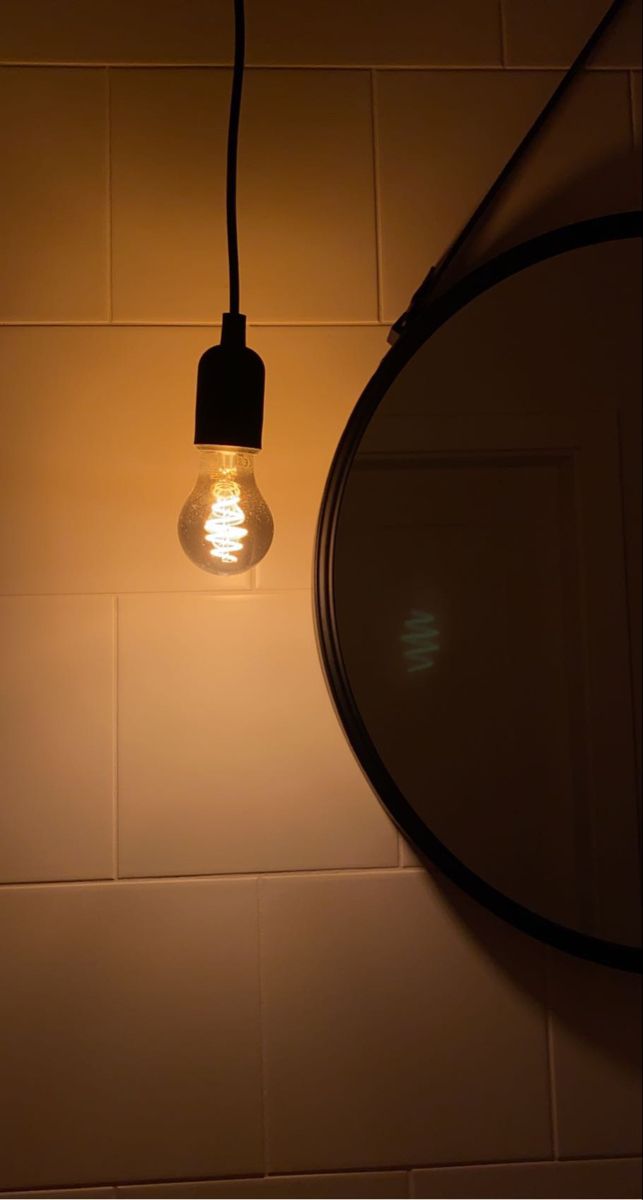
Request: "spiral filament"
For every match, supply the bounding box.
[401,610,440,673]
[204,475,248,563]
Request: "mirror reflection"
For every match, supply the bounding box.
[329,227,641,958]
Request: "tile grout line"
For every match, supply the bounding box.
[22,1155,643,1195]
[627,70,638,149]
[544,949,561,1160]
[0,60,630,71]
[261,1158,552,1180]
[499,0,508,67]
[105,67,114,323]
[614,408,643,824]
[0,62,512,73]
[0,588,312,598]
[255,878,271,1175]
[112,595,120,879]
[0,319,389,329]
[369,69,384,324]
[0,866,423,890]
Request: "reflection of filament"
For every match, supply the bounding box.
[401,610,440,673]
[204,476,248,563]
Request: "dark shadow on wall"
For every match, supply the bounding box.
[427,859,642,1118]
[383,145,641,1125]
[432,145,641,302]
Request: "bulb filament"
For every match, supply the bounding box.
[401,610,440,673]
[204,475,248,563]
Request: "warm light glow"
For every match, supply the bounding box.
[178,446,273,576]
[204,475,248,563]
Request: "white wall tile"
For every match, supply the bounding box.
[0,597,114,882]
[1,5,641,1196]
[548,950,642,1157]
[0,880,263,1191]
[260,871,551,1172]
[242,0,501,67]
[435,71,638,290]
[116,1171,409,1197]
[400,838,422,867]
[376,70,556,321]
[117,592,397,878]
[0,326,386,595]
[0,327,251,595]
[0,0,501,66]
[504,0,642,68]
[0,1190,115,1198]
[411,1157,643,1198]
[0,68,108,321]
[377,69,637,317]
[111,69,377,323]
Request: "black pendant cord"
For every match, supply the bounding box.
[226,0,245,318]
[194,0,265,449]
[388,0,629,343]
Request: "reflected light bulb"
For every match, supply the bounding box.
[178,445,273,576]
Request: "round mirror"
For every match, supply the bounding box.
[315,213,642,972]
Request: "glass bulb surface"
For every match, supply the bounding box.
[178,447,274,575]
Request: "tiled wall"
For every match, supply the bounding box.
[0,2,641,1197]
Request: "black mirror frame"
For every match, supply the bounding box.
[314,211,643,974]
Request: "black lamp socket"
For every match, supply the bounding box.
[194,313,265,449]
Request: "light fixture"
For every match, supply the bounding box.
[178,0,274,575]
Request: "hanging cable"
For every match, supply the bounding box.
[226,0,245,316]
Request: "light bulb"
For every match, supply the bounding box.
[178,445,273,576]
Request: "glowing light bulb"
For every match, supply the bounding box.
[179,446,273,576]
[205,475,248,563]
